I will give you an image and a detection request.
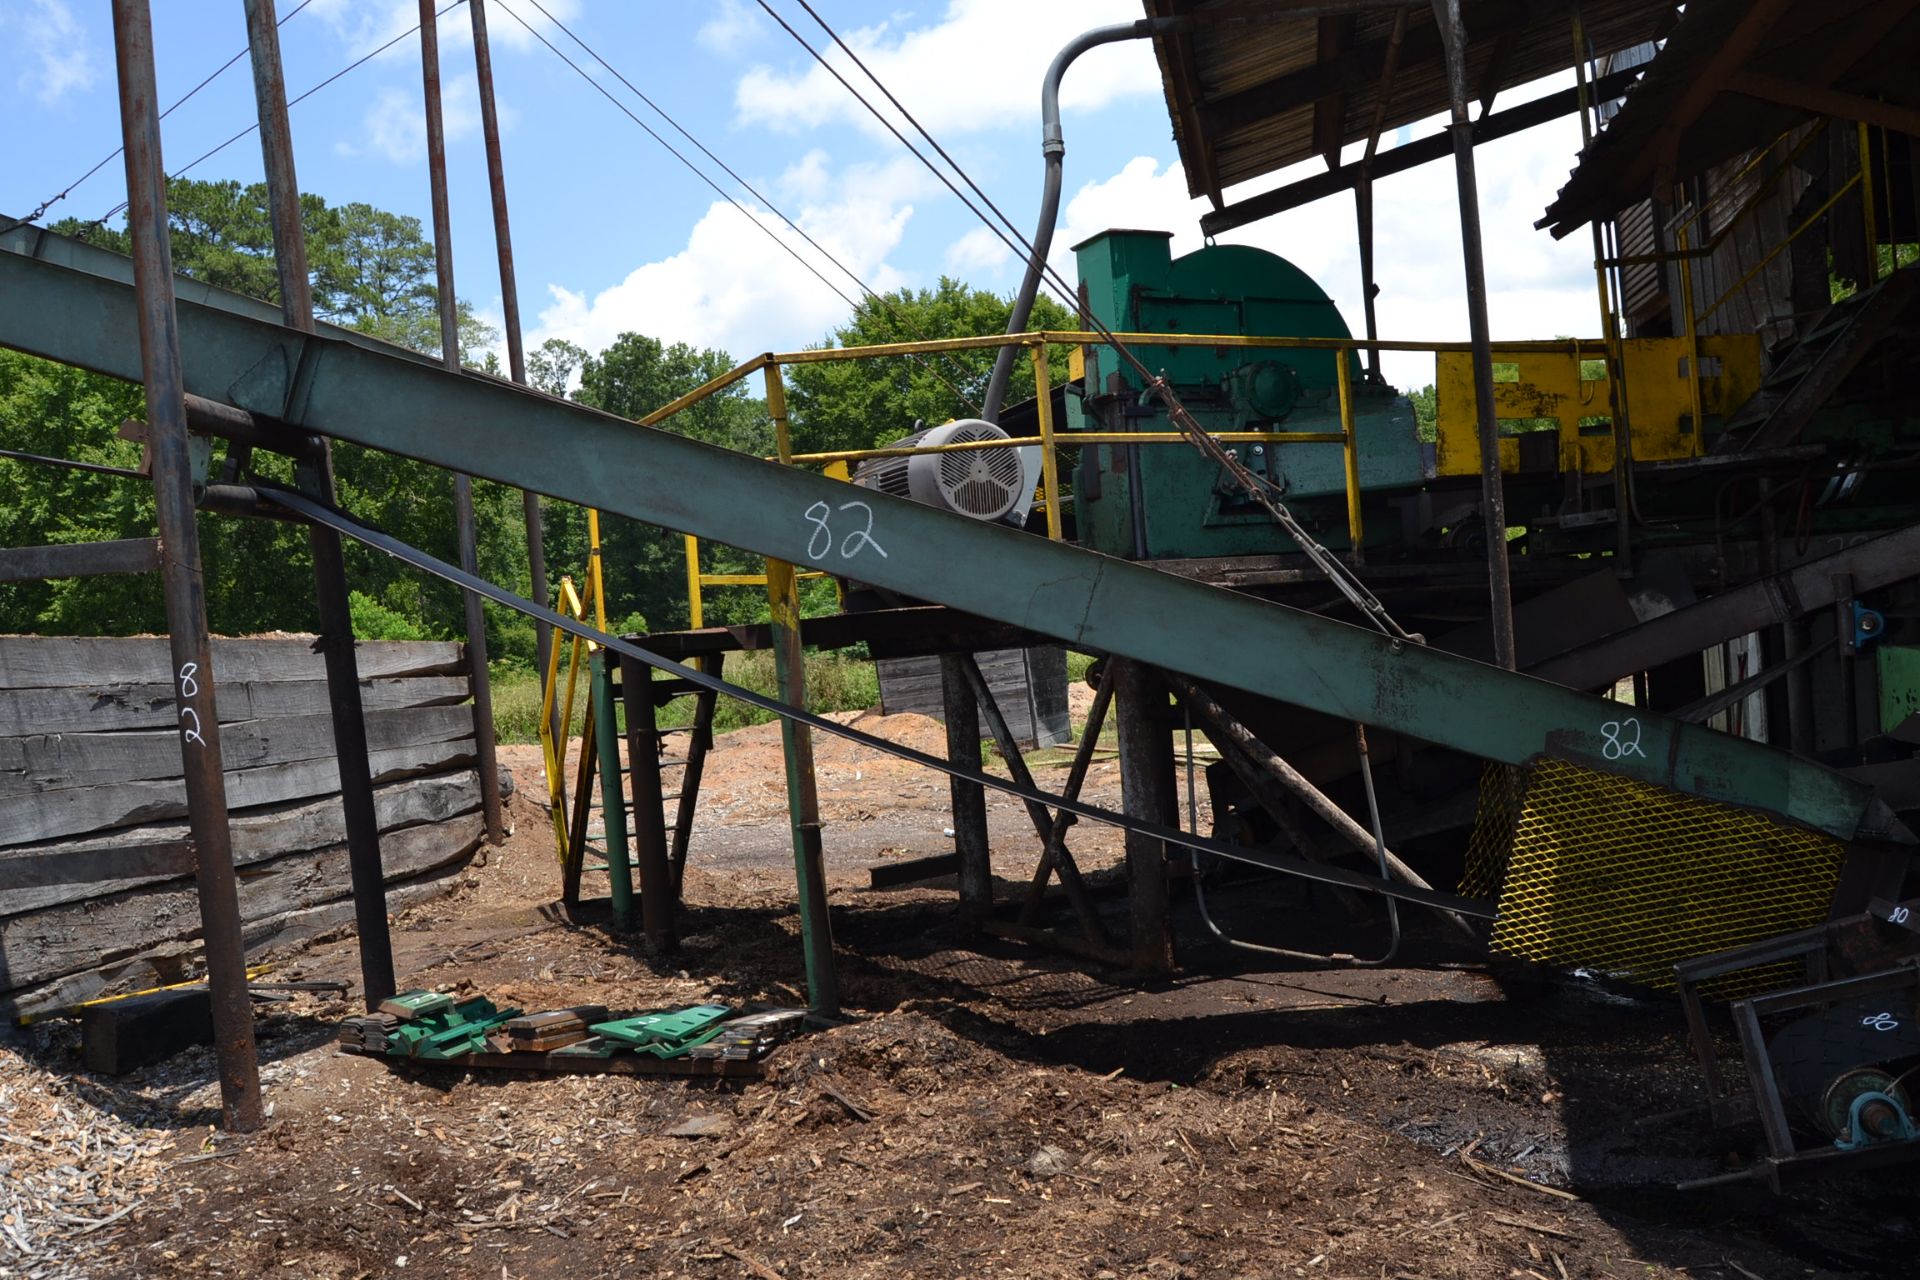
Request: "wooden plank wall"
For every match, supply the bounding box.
[877,647,1071,749]
[0,635,491,1017]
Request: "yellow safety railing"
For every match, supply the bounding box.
[669,328,1640,626]
[538,510,610,864]
[1603,115,1887,458]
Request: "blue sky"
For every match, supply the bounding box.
[2,0,1605,389]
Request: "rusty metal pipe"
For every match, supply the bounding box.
[420,0,505,844]
[183,392,322,458]
[111,0,262,1131]
[1433,0,1517,669]
[243,0,397,1006]
[468,0,554,721]
[1164,670,1476,938]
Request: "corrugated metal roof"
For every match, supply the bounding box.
[1145,0,1681,208]
[1538,0,1920,237]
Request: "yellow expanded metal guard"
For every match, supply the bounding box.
[1464,758,1845,992]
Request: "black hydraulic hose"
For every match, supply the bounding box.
[981,18,1176,421]
[251,482,1493,922]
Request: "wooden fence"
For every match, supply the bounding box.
[0,635,492,1018]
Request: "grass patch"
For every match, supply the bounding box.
[490,650,882,744]
[490,662,549,745]
[658,649,880,735]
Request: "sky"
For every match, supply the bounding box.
[1,0,1604,391]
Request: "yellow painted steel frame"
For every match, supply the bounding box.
[1433,336,1765,477]
[539,575,593,862]
[659,333,1661,632]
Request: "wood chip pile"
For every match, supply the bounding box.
[0,1043,169,1275]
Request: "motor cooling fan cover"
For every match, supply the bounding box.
[853,419,1026,522]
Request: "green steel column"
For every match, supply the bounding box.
[767,556,838,1016]
[589,651,635,931]
[764,361,837,1015]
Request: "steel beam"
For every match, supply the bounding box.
[766,558,838,1015]
[0,232,1898,846]
[1202,68,1638,236]
[1532,525,1920,695]
[1114,659,1175,973]
[589,651,635,930]
[618,652,676,954]
[108,0,261,1132]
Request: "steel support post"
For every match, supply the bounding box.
[1834,572,1859,757]
[1434,0,1516,669]
[618,653,677,953]
[468,0,553,739]
[242,0,395,1007]
[1112,658,1174,973]
[418,0,504,843]
[588,651,635,930]
[1354,170,1381,381]
[939,653,993,920]
[767,558,839,1014]
[109,0,261,1130]
[763,362,837,1014]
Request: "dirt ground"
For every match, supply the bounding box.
[5,708,1919,1279]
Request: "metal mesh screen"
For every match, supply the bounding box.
[1463,757,1845,991]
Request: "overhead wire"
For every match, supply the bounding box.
[761,1,1413,638]
[91,2,464,228]
[750,0,1062,312]
[496,0,985,414]
[789,0,1048,289]
[3,0,318,236]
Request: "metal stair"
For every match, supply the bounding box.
[1717,266,1920,454]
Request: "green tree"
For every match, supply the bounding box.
[786,277,1077,457]
[533,332,769,633]
[11,179,503,643]
[52,181,497,364]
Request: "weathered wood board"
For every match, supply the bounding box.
[0,704,475,794]
[0,812,483,996]
[0,674,471,736]
[0,636,464,687]
[0,769,485,916]
[0,635,494,1012]
[877,646,1071,748]
[0,737,478,848]
[1,858,477,1019]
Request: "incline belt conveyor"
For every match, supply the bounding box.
[1,221,1910,979]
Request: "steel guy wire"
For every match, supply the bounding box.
[3,0,318,237]
[763,1,1412,638]
[93,1,463,229]
[494,0,984,417]
[513,0,987,415]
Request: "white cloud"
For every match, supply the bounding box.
[735,0,1157,139]
[305,0,582,60]
[775,149,833,203]
[337,71,489,163]
[1048,84,1601,390]
[945,225,1012,275]
[5,0,97,105]
[529,156,929,362]
[697,0,767,55]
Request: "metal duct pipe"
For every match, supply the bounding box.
[981,18,1179,421]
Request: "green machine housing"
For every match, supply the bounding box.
[1067,230,1425,560]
